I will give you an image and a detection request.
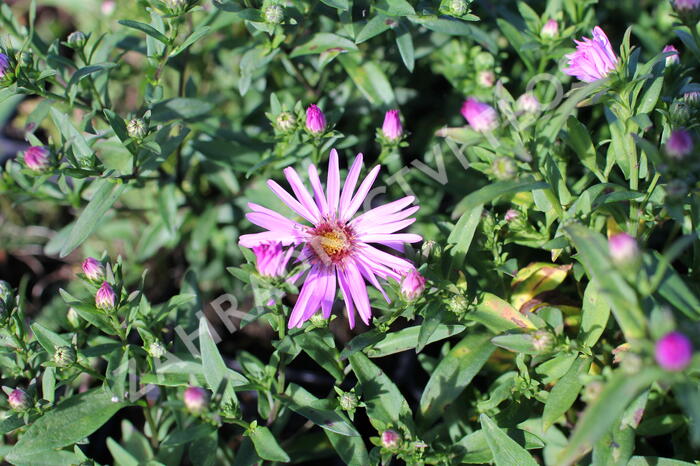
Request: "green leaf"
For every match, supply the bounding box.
[59,179,128,257]
[355,15,392,43]
[325,430,370,465]
[6,388,127,462]
[295,332,344,381]
[365,324,465,358]
[171,26,212,57]
[375,0,415,16]
[50,107,94,167]
[248,425,290,462]
[645,252,700,320]
[452,179,548,219]
[320,0,349,10]
[479,414,538,466]
[566,116,604,181]
[454,427,544,463]
[557,369,662,465]
[30,322,70,354]
[470,293,537,333]
[198,318,239,408]
[66,63,116,93]
[338,53,395,106]
[395,23,414,72]
[290,33,358,57]
[628,457,696,466]
[565,223,646,340]
[419,333,495,424]
[447,203,482,266]
[278,383,359,437]
[410,17,497,52]
[163,424,216,446]
[579,280,611,347]
[118,19,169,44]
[349,352,411,427]
[542,356,591,431]
[151,98,214,122]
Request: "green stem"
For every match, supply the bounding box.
[144,406,160,449]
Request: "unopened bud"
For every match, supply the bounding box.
[516,93,540,113]
[127,118,147,140]
[275,111,296,132]
[95,282,116,311]
[305,104,326,134]
[67,307,80,328]
[447,294,467,314]
[665,128,694,159]
[338,391,358,411]
[684,91,700,108]
[166,0,188,14]
[381,430,400,449]
[671,101,691,125]
[183,386,208,412]
[148,341,166,359]
[23,146,50,171]
[81,257,105,281]
[663,45,680,67]
[8,389,30,411]
[381,109,403,141]
[448,0,468,16]
[492,156,516,180]
[608,232,639,265]
[655,331,693,371]
[0,280,13,304]
[541,19,559,39]
[263,4,284,24]
[401,269,426,301]
[477,70,495,88]
[53,346,76,368]
[67,31,87,48]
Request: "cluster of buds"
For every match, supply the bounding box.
[491,156,517,180]
[148,341,167,359]
[440,0,469,16]
[23,146,50,172]
[274,111,296,133]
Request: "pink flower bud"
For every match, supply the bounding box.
[564,26,618,83]
[0,53,10,79]
[24,146,49,171]
[541,19,559,38]
[381,429,400,449]
[477,70,495,88]
[305,104,326,134]
[81,257,105,281]
[663,45,680,66]
[381,109,403,141]
[504,209,519,222]
[101,0,116,15]
[516,93,540,113]
[461,98,498,132]
[95,282,116,310]
[608,232,639,265]
[665,129,694,159]
[8,388,29,411]
[655,331,693,371]
[252,243,293,277]
[183,386,208,412]
[401,269,425,301]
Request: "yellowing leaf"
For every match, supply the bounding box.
[511,262,572,310]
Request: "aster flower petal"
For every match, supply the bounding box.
[283,167,321,222]
[355,258,390,302]
[339,153,364,218]
[288,266,324,328]
[327,149,340,214]
[343,261,372,325]
[239,231,300,248]
[337,269,356,329]
[308,164,329,215]
[361,218,417,235]
[351,196,416,227]
[321,268,337,318]
[267,179,318,224]
[343,164,381,221]
[360,233,423,243]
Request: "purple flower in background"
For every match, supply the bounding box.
[564,26,618,82]
[305,104,326,134]
[655,331,693,371]
[461,98,498,132]
[95,282,116,310]
[674,0,700,12]
[239,149,421,329]
[8,389,29,411]
[663,45,680,66]
[252,243,293,277]
[183,386,208,412]
[82,257,105,281]
[608,232,638,264]
[665,129,694,159]
[401,269,426,301]
[541,19,559,38]
[24,146,49,171]
[0,53,10,78]
[381,109,403,141]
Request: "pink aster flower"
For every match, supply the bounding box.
[24,146,49,171]
[461,98,498,132]
[381,109,403,141]
[663,45,680,67]
[305,104,326,134]
[564,26,618,83]
[239,150,421,329]
[253,243,294,277]
[82,257,104,281]
[655,331,693,371]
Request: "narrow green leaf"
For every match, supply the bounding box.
[479,414,538,466]
[325,430,370,465]
[543,356,591,431]
[50,107,93,167]
[118,19,169,44]
[579,279,611,347]
[198,318,239,408]
[278,383,359,437]
[365,324,465,358]
[171,26,212,57]
[248,426,290,462]
[30,322,70,354]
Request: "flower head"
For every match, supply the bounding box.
[674,0,700,13]
[461,98,498,132]
[183,386,208,412]
[276,111,296,132]
[381,109,403,141]
[95,282,116,311]
[665,129,694,159]
[53,346,76,368]
[127,118,147,139]
[82,257,105,281]
[263,4,284,24]
[401,269,426,301]
[541,19,559,39]
[663,45,680,67]
[253,243,293,277]
[239,150,421,329]
[305,104,326,134]
[608,232,639,264]
[564,26,618,83]
[0,53,10,78]
[8,388,29,411]
[655,331,693,371]
[24,146,49,171]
